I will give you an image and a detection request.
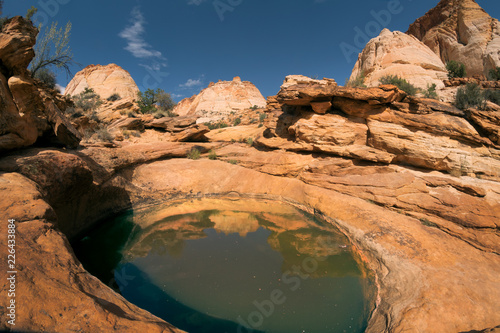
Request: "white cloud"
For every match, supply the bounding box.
[119,7,165,60]
[55,84,65,94]
[180,78,203,88]
[171,93,184,100]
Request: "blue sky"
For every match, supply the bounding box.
[3,0,500,101]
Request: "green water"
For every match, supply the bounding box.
[73,199,374,333]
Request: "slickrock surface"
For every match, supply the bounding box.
[173,76,266,122]
[64,64,140,100]
[350,29,448,89]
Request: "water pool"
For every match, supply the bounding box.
[73,198,375,333]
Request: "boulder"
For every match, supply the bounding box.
[349,29,448,90]
[0,72,38,150]
[0,16,37,76]
[407,0,500,77]
[64,64,140,100]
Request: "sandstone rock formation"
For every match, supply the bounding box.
[64,64,140,100]
[407,0,500,77]
[2,141,498,332]
[349,29,448,89]
[173,77,266,122]
[0,17,81,151]
[258,76,500,181]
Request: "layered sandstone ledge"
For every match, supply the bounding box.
[1,142,499,333]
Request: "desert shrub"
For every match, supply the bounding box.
[483,89,500,106]
[228,159,237,165]
[250,105,259,110]
[94,127,114,142]
[423,83,438,99]
[187,148,201,160]
[249,118,257,124]
[208,150,217,160]
[246,137,254,146]
[259,113,267,122]
[74,87,102,112]
[446,60,466,79]
[233,117,241,126]
[34,68,57,89]
[207,121,228,130]
[258,123,263,128]
[346,71,367,88]
[488,67,500,81]
[65,106,83,118]
[153,109,177,119]
[379,75,418,96]
[455,83,486,110]
[107,93,121,102]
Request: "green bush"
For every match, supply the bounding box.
[455,83,485,110]
[483,89,500,106]
[107,93,121,102]
[379,75,418,96]
[34,68,57,89]
[208,150,217,160]
[345,71,367,88]
[187,148,201,160]
[250,105,259,110]
[423,83,438,99]
[207,121,228,130]
[74,88,102,112]
[246,137,253,146]
[137,88,176,114]
[259,113,267,122]
[488,67,500,81]
[233,118,241,126]
[446,61,466,79]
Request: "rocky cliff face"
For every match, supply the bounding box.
[407,0,500,77]
[0,17,81,151]
[173,76,266,122]
[350,29,448,89]
[64,64,140,100]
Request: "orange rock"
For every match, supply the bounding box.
[407,0,500,77]
[0,16,37,76]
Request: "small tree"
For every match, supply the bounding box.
[29,21,76,79]
[455,83,485,110]
[137,88,176,115]
[446,60,466,79]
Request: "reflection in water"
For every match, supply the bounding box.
[74,198,375,333]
